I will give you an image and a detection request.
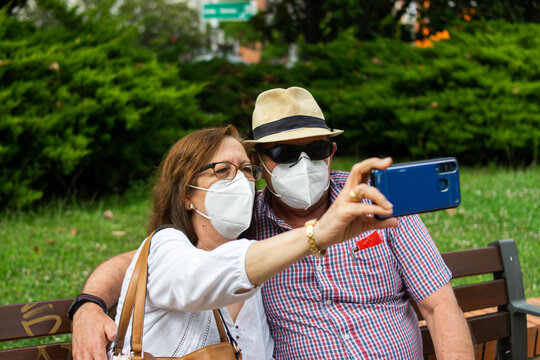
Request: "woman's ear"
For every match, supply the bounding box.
[185,189,194,210]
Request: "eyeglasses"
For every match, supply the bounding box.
[258,141,333,164]
[197,161,262,182]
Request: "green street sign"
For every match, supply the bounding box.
[202,2,256,21]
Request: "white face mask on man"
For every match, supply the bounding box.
[260,152,330,210]
[188,173,255,239]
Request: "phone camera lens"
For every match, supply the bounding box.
[439,162,456,172]
[437,178,449,191]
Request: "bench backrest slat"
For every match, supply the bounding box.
[413,279,508,321]
[421,311,510,355]
[420,243,518,357]
[441,246,503,278]
[453,279,508,313]
[0,342,72,360]
[0,299,72,341]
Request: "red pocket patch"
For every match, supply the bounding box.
[356,231,382,250]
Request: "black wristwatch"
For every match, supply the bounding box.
[68,293,108,321]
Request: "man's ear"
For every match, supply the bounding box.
[330,142,338,160]
[250,151,260,165]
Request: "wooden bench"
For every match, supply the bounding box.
[1,238,539,360]
[415,239,540,359]
[0,298,73,360]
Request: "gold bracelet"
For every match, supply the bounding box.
[305,219,326,257]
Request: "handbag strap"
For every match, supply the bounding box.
[131,226,153,359]
[113,227,157,356]
[215,309,240,355]
[213,310,228,343]
[113,225,240,359]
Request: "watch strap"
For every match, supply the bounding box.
[68,293,108,321]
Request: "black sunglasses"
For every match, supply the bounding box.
[258,140,333,164]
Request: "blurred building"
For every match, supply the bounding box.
[189,0,265,64]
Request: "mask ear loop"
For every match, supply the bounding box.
[188,203,212,220]
[257,154,283,199]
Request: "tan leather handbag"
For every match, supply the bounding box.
[112,226,242,360]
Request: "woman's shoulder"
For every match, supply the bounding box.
[150,226,191,247]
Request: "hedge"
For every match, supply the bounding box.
[2,16,539,209]
[0,11,214,208]
[294,21,540,164]
[182,21,539,166]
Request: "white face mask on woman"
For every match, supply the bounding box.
[260,152,330,210]
[188,173,255,239]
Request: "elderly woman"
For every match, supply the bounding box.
[104,125,397,359]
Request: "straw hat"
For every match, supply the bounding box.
[244,87,343,145]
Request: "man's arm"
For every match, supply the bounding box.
[72,250,136,360]
[417,282,474,360]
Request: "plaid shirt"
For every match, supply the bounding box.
[255,170,451,359]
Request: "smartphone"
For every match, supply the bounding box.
[370,157,461,219]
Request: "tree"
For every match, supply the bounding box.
[114,0,202,62]
[0,0,27,15]
[417,0,540,36]
[251,0,414,44]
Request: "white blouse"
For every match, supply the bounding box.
[112,228,274,360]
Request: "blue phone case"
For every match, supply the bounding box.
[370,157,461,218]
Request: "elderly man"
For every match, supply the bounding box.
[71,87,473,359]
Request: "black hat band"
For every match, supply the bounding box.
[252,115,332,140]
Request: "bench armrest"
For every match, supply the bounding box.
[512,300,540,317]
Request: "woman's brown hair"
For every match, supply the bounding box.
[147,125,244,245]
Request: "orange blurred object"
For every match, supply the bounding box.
[429,30,451,42]
[439,30,450,39]
[415,39,433,48]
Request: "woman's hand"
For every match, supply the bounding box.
[316,157,398,248]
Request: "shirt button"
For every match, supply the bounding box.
[316,265,323,271]
[235,325,239,329]
[325,299,332,305]
[236,336,239,339]
[343,333,351,340]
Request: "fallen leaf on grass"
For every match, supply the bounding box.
[112,231,126,236]
[48,62,60,72]
[70,228,78,236]
[103,210,114,220]
[445,208,457,215]
[46,240,55,245]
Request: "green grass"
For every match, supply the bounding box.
[1,161,539,310]
[0,185,151,305]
